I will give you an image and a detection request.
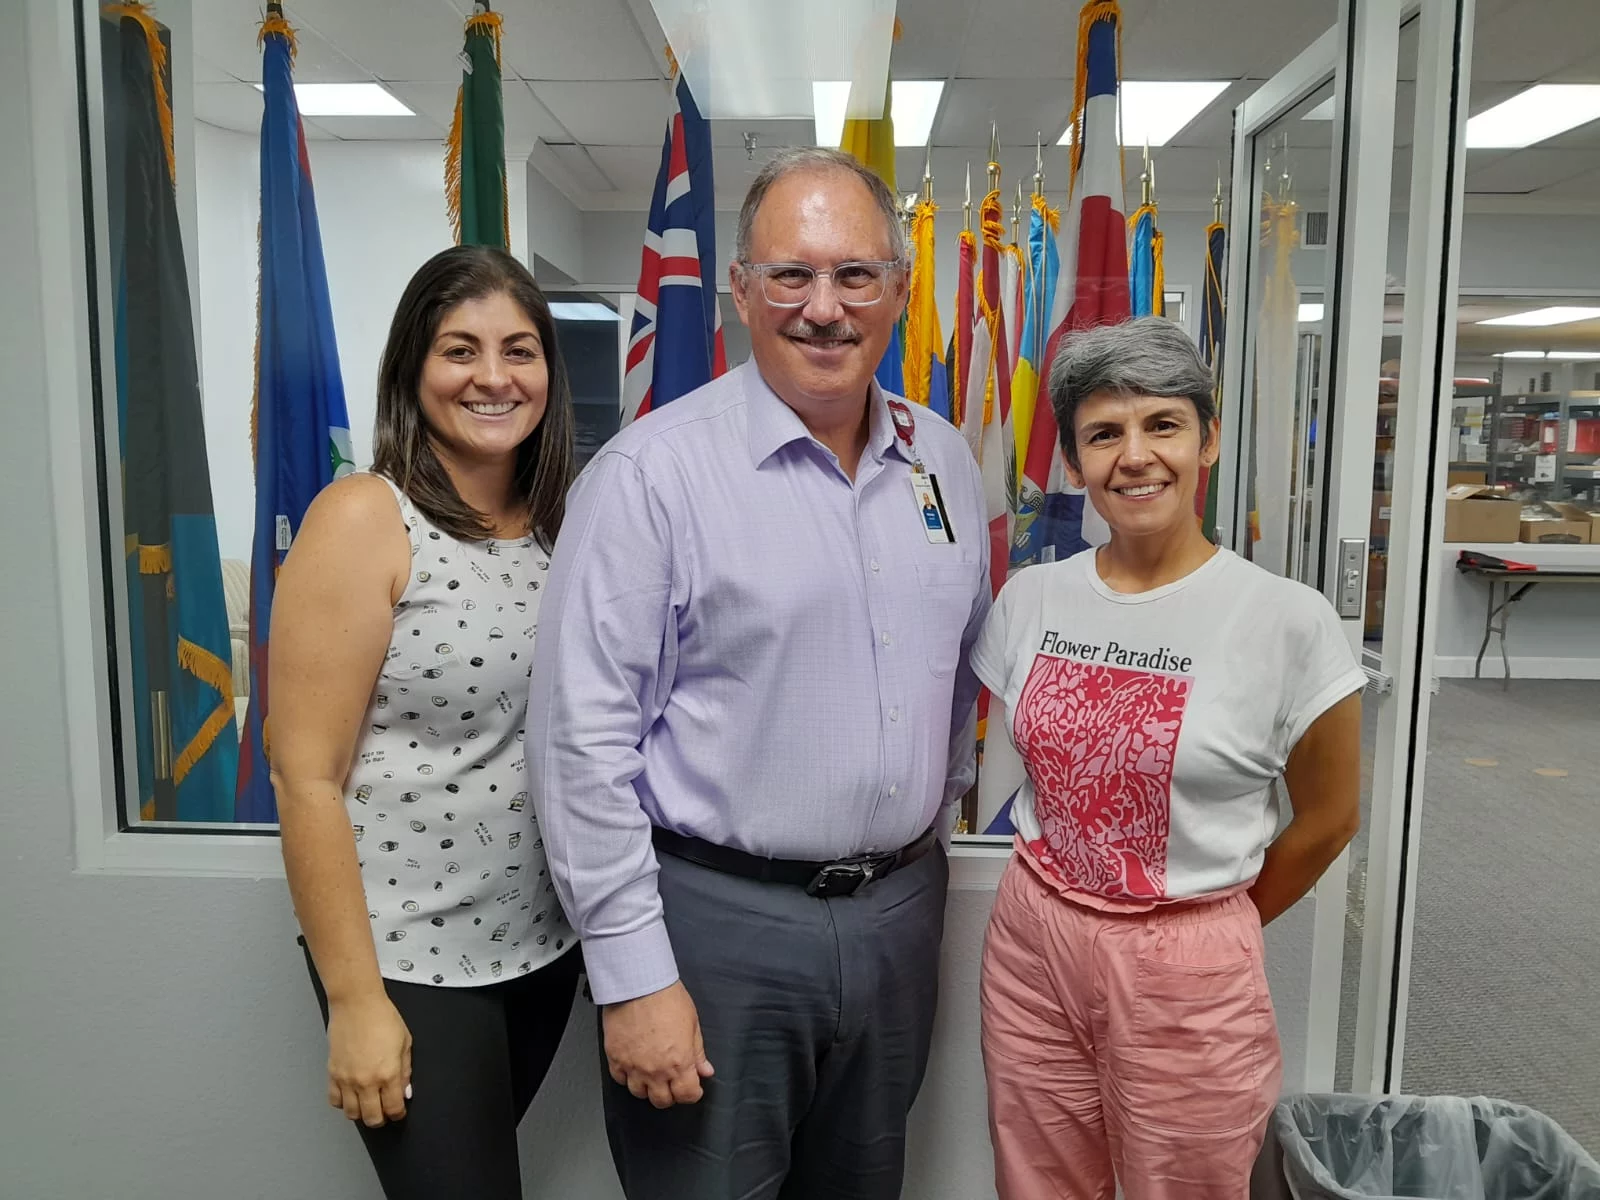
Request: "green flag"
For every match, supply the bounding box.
[447,4,508,250]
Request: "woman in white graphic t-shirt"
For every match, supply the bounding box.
[972,317,1365,1200]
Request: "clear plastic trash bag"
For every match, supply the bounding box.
[1274,1094,1600,1200]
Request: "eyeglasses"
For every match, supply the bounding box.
[739,260,903,308]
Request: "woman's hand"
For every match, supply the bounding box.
[326,993,413,1128]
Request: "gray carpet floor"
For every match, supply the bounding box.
[1333,678,1599,1153]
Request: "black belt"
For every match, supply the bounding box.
[651,826,938,898]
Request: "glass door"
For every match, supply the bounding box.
[1219,0,1472,1092]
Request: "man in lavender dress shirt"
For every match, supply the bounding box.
[528,147,989,1199]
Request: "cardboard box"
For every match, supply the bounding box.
[1370,491,1392,541]
[1543,502,1599,543]
[1519,502,1591,545]
[1447,468,1488,486]
[1443,484,1521,543]
[1364,551,1386,641]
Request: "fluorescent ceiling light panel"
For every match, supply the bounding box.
[1302,97,1335,121]
[813,80,945,148]
[891,81,944,147]
[548,302,620,321]
[253,82,412,117]
[1298,302,1325,323]
[1056,81,1228,148]
[1465,84,1600,148]
[1477,306,1600,327]
[1495,350,1600,360]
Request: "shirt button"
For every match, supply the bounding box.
[889,707,900,722]
[870,558,881,572]
[889,784,899,797]
[880,631,892,646]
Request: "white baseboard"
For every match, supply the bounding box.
[1434,655,1600,681]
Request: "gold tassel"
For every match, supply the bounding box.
[103,3,177,185]
[178,636,236,698]
[138,542,172,574]
[256,12,298,56]
[172,697,236,787]
[1152,228,1165,315]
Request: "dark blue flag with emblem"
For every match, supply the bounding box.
[102,3,239,821]
[237,3,356,822]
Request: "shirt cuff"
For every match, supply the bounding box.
[580,920,680,1006]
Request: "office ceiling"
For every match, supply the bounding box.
[188,0,1600,214]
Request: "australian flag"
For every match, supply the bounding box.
[236,6,355,822]
[622,72,726,423]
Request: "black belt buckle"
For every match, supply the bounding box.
[805,855,880,898]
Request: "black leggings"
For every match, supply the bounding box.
[302,940,581,1200]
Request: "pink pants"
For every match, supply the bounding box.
[981,855,1282,1200]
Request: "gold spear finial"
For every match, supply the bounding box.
[987,122,1000,193]
[1032,132,1044,200]
[921,141,934,205]
[963,162,972,231]
[1213,164,1224,224]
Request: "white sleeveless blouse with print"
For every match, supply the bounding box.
[343,475,575,986]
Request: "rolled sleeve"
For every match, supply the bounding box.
[527,451,681,1005]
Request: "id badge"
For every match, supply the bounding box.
[910,471,954,544]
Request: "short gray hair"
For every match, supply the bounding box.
[734,147,907,266]
[1047,316,1216,469]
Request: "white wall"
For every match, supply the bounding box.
[194,124,529,563]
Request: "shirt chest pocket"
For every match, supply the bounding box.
[915,561,977,678]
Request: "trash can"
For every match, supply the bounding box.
[1274,1094,1600,1200]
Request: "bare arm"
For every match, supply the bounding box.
[1249,693,1363,925]
[269,474,411,1125]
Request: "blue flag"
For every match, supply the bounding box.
[102,7,239,823]
[237,9,354,822]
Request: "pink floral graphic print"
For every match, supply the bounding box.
[1013,654,1191,898]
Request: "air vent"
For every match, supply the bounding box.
[1302,210,1330,248]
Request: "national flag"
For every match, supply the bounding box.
[1197,218,1227,534]
[622,70,726,423]
[101,4,239,822]
[903,198,949,419]
[951,225,978,446]
[1013,0,1131,569]
[238,5,356,822]
[841,74,905,397]
[446,3,509,250]
[973,183,1016,602]
[1008,195,1060,550]
[1254,190,1300,570]
[1128,200,1165,317]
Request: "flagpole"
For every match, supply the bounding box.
[1011,182,1022,247]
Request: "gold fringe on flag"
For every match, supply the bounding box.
[256,11,298,56]
[102,2,177,185]
[445,10,506,244]
[177,635,236,698]
[1152,227,1165,315]
[173,697,237,787]
[138,542,172,574]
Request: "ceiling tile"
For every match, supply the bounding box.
[499,0,660,82]
[1464,148,1597,195]
[936,78,1075,148]
[1470,0,1600,83]
[890,0,977,79]
[530,80,674,145]
[304,115,448,141]
[192,80,264,136]
[288,0,462,82]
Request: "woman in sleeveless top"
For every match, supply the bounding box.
[270,246,579,1199]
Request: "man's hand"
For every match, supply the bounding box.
[601,980,715,1108]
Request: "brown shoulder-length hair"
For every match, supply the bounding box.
[372,245,575,549]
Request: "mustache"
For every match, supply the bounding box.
[780,318,860,341]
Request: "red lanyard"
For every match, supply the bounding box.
[886,398,924,471]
